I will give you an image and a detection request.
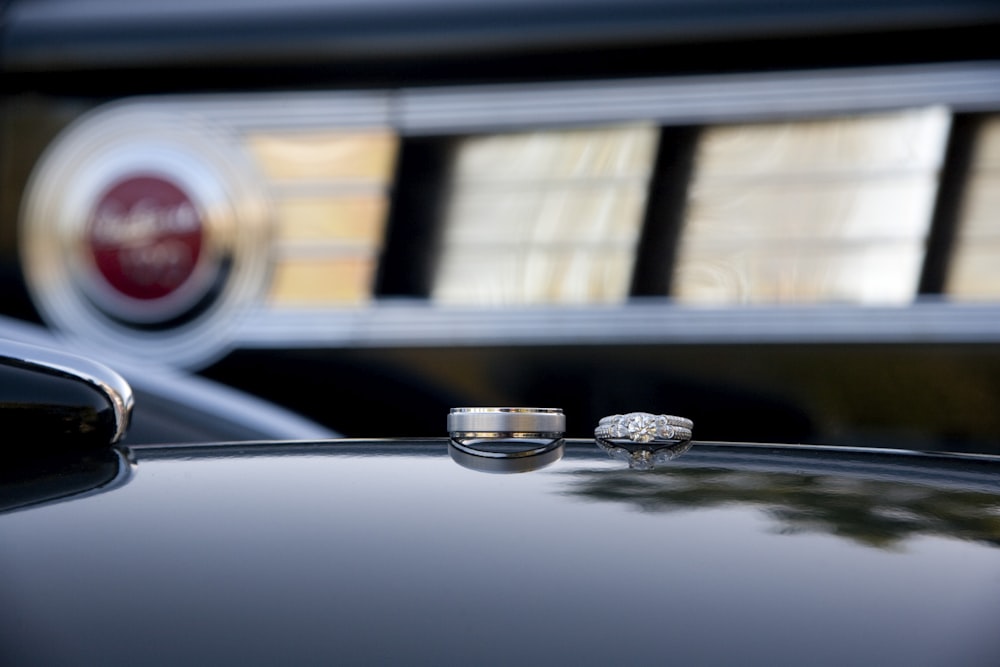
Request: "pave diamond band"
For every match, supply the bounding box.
[594,412,694,470]
[595,412,693,444]
[593,412,694,470]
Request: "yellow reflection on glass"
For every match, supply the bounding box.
[452,127,656,180]
[675,242,925,305]
[674,108,950,305]
[247,131,397,182]
[274,196,388,245]
[267,256,377,305]
[432,124,657,305]
[948,116,1000,300]
[435,248,635,305]
[246,130,399,308]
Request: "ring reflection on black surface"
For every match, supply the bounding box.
[447,437,565,473]
[594,438,693,470]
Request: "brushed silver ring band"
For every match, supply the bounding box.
[448,407,565,436]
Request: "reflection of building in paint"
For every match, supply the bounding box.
[562,448,1000,550]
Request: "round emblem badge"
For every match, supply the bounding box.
[20,104,270,368]
[87,175,205,304]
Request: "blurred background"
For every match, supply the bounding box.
[3,0,1000,451]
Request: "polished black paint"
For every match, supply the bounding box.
[0,447,122,513]
[0,363,118,449]
[2,440,998,666]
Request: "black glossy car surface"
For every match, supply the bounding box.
[2,438,999,666]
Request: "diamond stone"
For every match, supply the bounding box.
[656,416,675,439]
[625,413,657,443]
[610,416,626,438]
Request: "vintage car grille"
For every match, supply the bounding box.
[248,128,398,307]
[432,123,657,305]
[14,62,1000,368]
[674,107,950,305]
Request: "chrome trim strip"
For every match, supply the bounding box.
[398,62,1000,133]
[92,62,1000,136]
[129,91,392,128]
[241,301,1000,347]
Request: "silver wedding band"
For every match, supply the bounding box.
[448,407,565,461]
[448,407,565,439]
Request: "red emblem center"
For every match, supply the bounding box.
[87,176,204,301]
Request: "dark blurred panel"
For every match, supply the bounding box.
[204,343,1000,454]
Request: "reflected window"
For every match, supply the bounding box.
[431,124,657,305]
[672,108,951,305]
[947,116,1000,300]
[247,130,398,306]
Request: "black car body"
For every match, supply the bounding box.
[2,434,1000,666]
[2,338,998,666]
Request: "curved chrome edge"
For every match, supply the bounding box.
[0,339,134,444]
[400,61,1000,133]
[241,301,1000,349]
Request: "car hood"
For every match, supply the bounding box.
[2,439,999,666]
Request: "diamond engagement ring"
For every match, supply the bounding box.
[448,407,565,459]
[594,412,693,470]
[595,413,692,443]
